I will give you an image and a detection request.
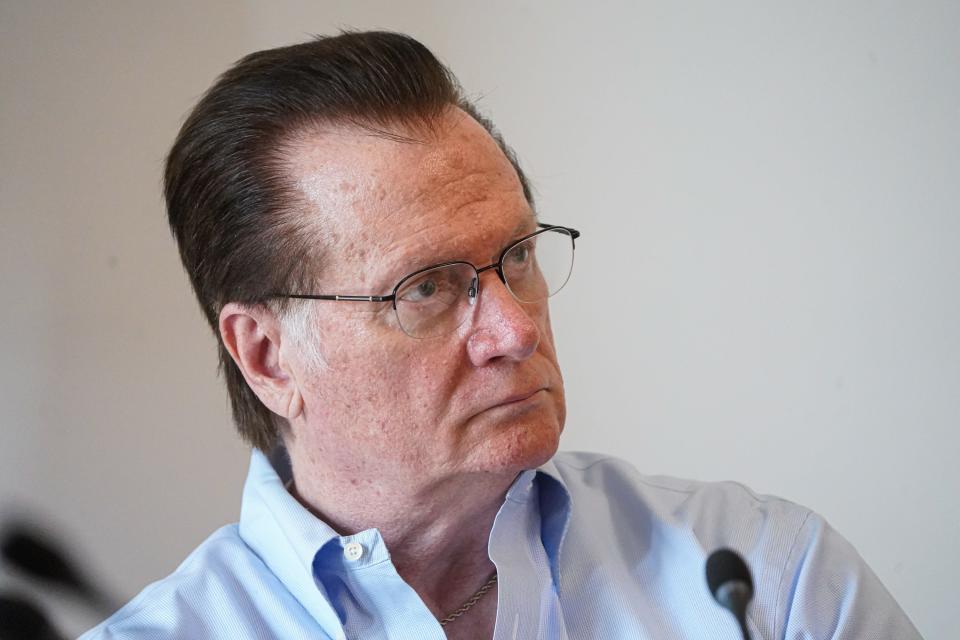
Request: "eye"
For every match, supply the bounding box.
[416,279,437,298]
[509,244,531,264]
[396,263,473,311]
[400,277,438,302]
[504,240,535,278]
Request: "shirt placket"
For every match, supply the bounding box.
[313,529,448,640]
[489,476,566,640]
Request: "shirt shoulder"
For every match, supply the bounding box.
[544,452,920,639]
[547,450,811,530]
[79,524,315,640]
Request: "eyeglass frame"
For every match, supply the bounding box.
[269,223,580,312]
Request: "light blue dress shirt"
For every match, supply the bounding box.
[81,450,920,639]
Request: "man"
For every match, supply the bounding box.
[82,31,920,639]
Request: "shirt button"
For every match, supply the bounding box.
[344,542,364,561]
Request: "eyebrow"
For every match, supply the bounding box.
[511,213,538,237]
[496,215,538,260]
[382,212,538,291]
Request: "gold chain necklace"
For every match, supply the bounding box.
[438,572,498,627]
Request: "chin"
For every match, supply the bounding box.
[470,413,563,473]
[459,388,566,473]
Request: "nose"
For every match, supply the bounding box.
[465,271,540,366]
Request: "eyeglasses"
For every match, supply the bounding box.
[271,223,579,338]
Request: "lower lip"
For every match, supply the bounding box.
[491,389,545,410]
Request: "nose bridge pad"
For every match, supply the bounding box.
[468,276,479,306]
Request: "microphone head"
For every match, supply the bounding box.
[705,547,753,601]
[706,549,755,640]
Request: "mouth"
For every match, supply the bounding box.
[487,387,546,411]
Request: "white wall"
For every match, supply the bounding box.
[1,2,956,637]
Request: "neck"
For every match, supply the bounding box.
[286,446,515,616]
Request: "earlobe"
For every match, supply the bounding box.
[286,389,304,420]
[219,303,302,420]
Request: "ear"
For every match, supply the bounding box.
[219,303,304,421]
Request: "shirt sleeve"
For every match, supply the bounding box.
[776,512,922,639]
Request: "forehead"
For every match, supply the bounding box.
[284,109,533,284]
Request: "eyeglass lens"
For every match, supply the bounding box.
[393,227,575,338]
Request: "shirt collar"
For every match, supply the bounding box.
[238,448,345,636]
[238,448,574,625]
[528,459,574,586]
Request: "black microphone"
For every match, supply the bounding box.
[705,548,754,640]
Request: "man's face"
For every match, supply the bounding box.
[281,109,566,488]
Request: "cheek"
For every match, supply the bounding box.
[535,306,566,422]
[533,305,561,364]
[317,334,462,418]
[395,348,465,406]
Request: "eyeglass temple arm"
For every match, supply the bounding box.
[537,222,580,240]
[272,293,396,302]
